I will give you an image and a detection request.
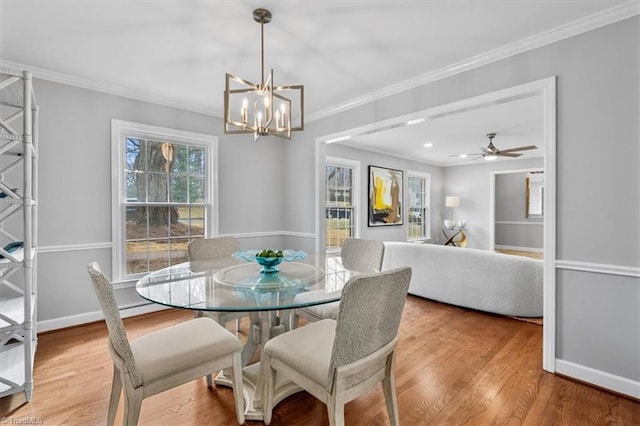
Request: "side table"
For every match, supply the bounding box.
[441,228,468,247]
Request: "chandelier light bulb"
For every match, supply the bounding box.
[240,97,249,124]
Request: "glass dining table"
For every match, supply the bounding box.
[135,254,356,421]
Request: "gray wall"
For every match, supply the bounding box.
[326,143,443,244]
[284,17,639,388]
[495,170,543,250]
[444,157,543,250]
[35,79,288,324]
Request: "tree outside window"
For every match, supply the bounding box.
[112,120,216,281]
[325,157,359,253]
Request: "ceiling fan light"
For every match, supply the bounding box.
[484,154,498,161]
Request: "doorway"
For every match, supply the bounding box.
[315,77,556,372]
[490,168,544,260]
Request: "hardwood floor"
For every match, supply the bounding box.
[1,296,638,425]
[495,249,543,260]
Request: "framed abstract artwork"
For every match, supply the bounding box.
[368,165,403,226]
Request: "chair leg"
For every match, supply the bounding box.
[289,311,299,330]
[230,352,245,425]
[262,353,275,425]
[123,384,144,426]
[327,392,345,426]
[107,367,122,426]
[206,372,213,388]
[382,354,400,426]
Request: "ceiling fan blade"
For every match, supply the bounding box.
[498,152,522,157]
[498,145,537,153]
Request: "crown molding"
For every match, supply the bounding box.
[2,1,638,120]
[0,59,215,117]
[307,0,640,122]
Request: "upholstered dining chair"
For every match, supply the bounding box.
[292,238,385,327]
[188,236,248,332]
[262,266,412,426]
[87,262,245,426]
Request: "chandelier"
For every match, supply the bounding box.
[224,8,304,141]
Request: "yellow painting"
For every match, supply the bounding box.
[369,165,403,226]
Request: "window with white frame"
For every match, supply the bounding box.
[111,120,217,281]
[325,157,359,253]
[407,171,431,241]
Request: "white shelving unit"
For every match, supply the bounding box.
[0,68,38,401]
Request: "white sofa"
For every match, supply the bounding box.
[381,242,543,317]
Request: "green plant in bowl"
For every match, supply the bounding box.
[255,249,284,273]
[233,249,307,274]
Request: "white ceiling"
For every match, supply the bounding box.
[0,1,632,163]
[339,94,545,166]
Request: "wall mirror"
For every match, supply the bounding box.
[526,171,544,218]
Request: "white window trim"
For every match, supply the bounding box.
[407,170,431,242]
[110,119,218,283]
[325,156,360,254]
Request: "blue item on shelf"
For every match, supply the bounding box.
[0,241,24,258]
[0,188,18,198]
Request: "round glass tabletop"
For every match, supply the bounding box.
[135,256,356,312]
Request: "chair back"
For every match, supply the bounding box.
[87,262,143,388]
[327,266,411,392]
[188,236,239,261]
[340,238,385,273]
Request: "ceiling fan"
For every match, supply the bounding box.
[455,133,537,161]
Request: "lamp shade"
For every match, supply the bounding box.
[445,196,460,207]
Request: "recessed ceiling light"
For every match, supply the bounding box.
[406,118,426,126]
[325,135,351,144]
[459,154,468,158]
[423,142,433,148]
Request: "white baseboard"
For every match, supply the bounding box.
[37,302,168,333]
[555,359,640,399]
[495,245,543,253]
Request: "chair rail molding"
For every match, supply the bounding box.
[555,260,640,278]
[38,242,112,253]
[37,231,314,255]
[495,221,544,226]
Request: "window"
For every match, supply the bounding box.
[111,120,217,282]
[407,171,430,241]
[325,157,359,253]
